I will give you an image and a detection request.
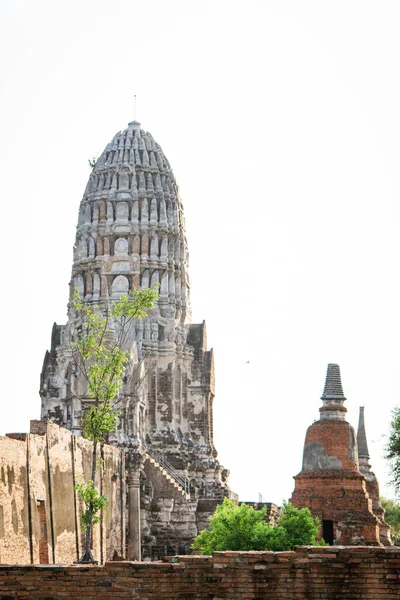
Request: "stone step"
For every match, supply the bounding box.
[145,454,190,499]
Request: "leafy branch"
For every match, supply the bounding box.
[70,285,159,563]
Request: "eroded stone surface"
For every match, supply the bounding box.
[39,120,232,559]
[0,421,125,564]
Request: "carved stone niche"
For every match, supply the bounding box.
[118,169,130,191]
[87,237,95,259]
[113,201,130,234]
[111,275,129,298]
[74,274,84,296]
[115,237,129,256]
[112,237,130,273]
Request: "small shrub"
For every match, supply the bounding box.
[191,498,326,554]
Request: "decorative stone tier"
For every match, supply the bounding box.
[72,120,192,325]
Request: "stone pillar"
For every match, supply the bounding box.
[127,466,141,561]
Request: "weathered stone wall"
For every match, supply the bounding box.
[28,433,50,564]
[141,457,197,559]
[0,436,31,564]
[0,422,125,565]
[1,547,400,598]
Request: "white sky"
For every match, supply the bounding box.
[1,0,400,504]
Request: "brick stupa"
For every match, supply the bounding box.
[290,363,387,545]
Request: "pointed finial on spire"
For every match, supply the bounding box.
[320,363,347,420]
[127,96,141,131]
[357,406,370,460]
[128,97,140,131]
[321,363,346,400]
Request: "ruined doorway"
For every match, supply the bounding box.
[37,500,49,564]
[322,520,334,545]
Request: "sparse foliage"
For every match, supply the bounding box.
[381,497,400,545]
[71,286,159,562]
[88,155,98,168]
[191,498,326,554]
[385,407,400,494]
[75,480,108,530]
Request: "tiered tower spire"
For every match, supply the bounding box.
[320,363,347,420]
[40,119,231,559]
[357,406,370,460]
[72,120,191,343]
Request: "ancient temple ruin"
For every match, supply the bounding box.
[1,117,394,565]
[290,363,391,546]
[39,120,232,559]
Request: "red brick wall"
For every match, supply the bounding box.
[304,420,358,471]
[5,433,27,441]
[1,547,400,599]
[29,419,48,436]
[291,418,380,545]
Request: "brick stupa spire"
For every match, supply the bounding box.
[321,363,346,399]
[290,364,385,546]
[357,406,370,459]
[320,363,347,420]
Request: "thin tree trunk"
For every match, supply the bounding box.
[76,441,97,563]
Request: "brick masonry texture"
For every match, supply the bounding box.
[290,364,391,546]
[290,417,381,545]
[1,547,400,599]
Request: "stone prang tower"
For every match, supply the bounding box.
[290,363,391,546]
[40,120,231,559]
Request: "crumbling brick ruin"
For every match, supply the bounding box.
[0,118,394,568]
[290,363,391,546]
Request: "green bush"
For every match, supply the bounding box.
[191,498,326,554]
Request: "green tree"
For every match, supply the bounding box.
[71,286,158,563]
[191,498,325,554]
[268,502,324,550]
[385,407,400,494]
[381,497,400,545]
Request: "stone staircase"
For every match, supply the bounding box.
[144,447,190,500]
